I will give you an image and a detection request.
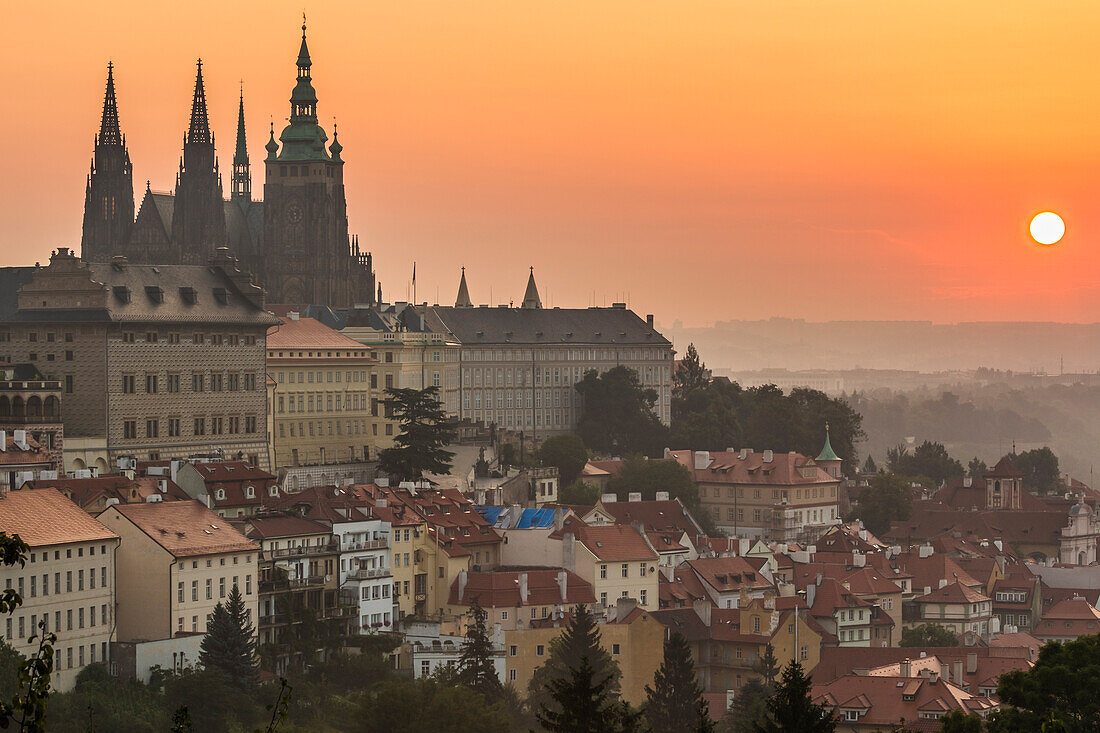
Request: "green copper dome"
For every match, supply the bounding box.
[816,423,841,462]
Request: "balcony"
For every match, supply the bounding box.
[259,575,327,593]
[341,538,389,551]
[258,612,290,627]
[264,542,338,560]
[347,567,392,581]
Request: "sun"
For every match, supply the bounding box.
[1030,212,1065,246]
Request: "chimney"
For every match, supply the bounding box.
[939,578,948,589]
[693,597,712,626]
[601,493,617,503]
[457,569,468,601]
[615,596,639,621]
[953,659,964,685]
[288,311,300,321]
[963,476,972,488]
[762,450,774,463]
[556,570,568,601]
[919,543,934,559]
[900,658,911,678]
[0,430,6,452]
[13,430,27,451]
[646,314,654,329]
[627,492,642,502]
[655,491,669,501]
[805,583,817,608]
[518,572,529,603]
[562,532,576,572]
[694,451,711,470]
[928,668,940,684]
[966,653,977,674]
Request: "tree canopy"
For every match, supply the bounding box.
[752,660,835,733]
[886,440,964,485]
[1004,447,1060,494]
[845,471,916,536]
[540,433,590,486]
[606,457,714,534]
[457,600,503,701]
[528,605,622,721]
[575,366,668,457]
[899,623,959,648]
[537,656,639,733]
[198,584,257,690]
[644,631,714,733]
[378,386,457,479]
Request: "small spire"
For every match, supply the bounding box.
[298,13,312,69]
[455,267,472,308]
[99,62,123,146]
[521,267,542,309]
[329,117,343,160]
[232,85,251,199]
[187,59,211,145]
[265,118,279,159]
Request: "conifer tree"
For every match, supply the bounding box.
[674,343,708,399]
[537,656,639,733]
[644,631,714,733]
[755,643,779,689]
[378,386,457,479]
[753,660,835,733]
[457,599,502,700]
[199,584,258,690]
[527,605,621,718]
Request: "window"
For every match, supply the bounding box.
[193,417,205,435]
[600,564,608,579]
[122,375,135,393]
[612,643,621,654]
[621,564,628,578]
[146,419,158,438]
[123,420,137,439]
[167,374,180,392]
[168,418,181,437]
[192,373,204,392]
[536,645,545,656]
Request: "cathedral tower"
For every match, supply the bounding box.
[262,20,353,306]
[81,63,134,262]
[231,87,250,201]
[172,60,226,264]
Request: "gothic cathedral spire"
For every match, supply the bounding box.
[232,86,250,200]
[455,267,473,308]
[80,62,134,261]
[522,267,543,309]
[173,58,225,264]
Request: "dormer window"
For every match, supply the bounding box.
[113,286,131,303]
[179,287,197,304]
[145,286,164,304]
[268,486,279,497]
[245,486,255,499]
[213,288,229,305]
[215,489,226,501]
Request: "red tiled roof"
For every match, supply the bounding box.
[813,674,998,729]
[449,568,596,607]
[667,449,838,487]
[914,581,991,605]
[572,524,658,562]
[589,499,704,538]
[0,488,118,546]
[106,500,257,557]
[243,513,332,539]
[1040,597,1100,621]
[26,474,189,511]
[0,434,53,466]
[685,556,774,593]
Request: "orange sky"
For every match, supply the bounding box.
[4,1,1099,325]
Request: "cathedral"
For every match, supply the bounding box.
[79,23,377,308]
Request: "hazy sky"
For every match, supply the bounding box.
[4,2,1099,325]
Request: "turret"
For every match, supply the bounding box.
[521,267,542,309]
[455,267,473,308]
[80,62,134,261]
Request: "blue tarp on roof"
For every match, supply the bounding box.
[476,506,505,525]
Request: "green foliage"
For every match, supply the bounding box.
[560,480,602,506]
[718,678,769,733]
[674,344,709,399]
[1005,447,1060,494]
[457,600,503,701]
[575,366,669,457]
[498,442,517,469]
[752,660,835,733]
[754,643,779,688]
[644,632,714,733]
[987,633,1100,732]
[199,584,258,690]
[0,533,55,733]
[604,457,717,535]
[378,386,457,479]
[540,433,590,486]
[846,471,916,536]
[968,457,988,478]
[670,379,743,454]
[940,710,983,733]
[162,667,266,732]
[528,605,622,721]
[862,454,878,473]
[537,656,640,733]
[354,678,511,733]
[887,440,964,485]
[900,623,959,648]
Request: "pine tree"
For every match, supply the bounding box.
[199,584,257,690]
[528,605,621,720]
[378,386,457,479]
[537,656,639,733]
[753,661,835,733]
[754,643,779,689]
[457,600,502,700]
[644,632,714,733]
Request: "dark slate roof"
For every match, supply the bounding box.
[151,192,175,233]
[0,268,36,321]
[421,305,670,346]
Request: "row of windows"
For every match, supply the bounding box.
[5,604,110,642]
[177,574,252,603]
[6,566,109,598]
[122,372,260,394]
[462,348,671,362]
[279,369,370,385]
[464,389,579,410]
[121,332,259,346]
[468,410,570,428]
[701,485,838,500]
[122,416,259,439]
[599,563,650,579]
[597,589,649,606]
[279,419,392,439]
[277,392,372,413]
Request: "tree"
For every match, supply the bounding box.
[528,605,621,720]
[575,366,668,457]
[754,643,780,689]
[199,584,258,690]
[968,457,988,479]
[0,531,55,733]
[940,710,983,733]
[718,678,769,733]
[560,481,602,506]
[1005,447,1060,494]
[541,433,590,486]
[887,441,964,485]
[498,443,517,469]
[606,457,718,536]
[753,660,835,733]
[457,600,502,700]
[356,678,511,733]
[674,343,708,399]
[900,623,959,648]
[378,386,457,479]
[987,633,1100,732]
[862,455,877,474]
[644,631,714,733]
[846,472,915,536]
[537,656,640,733]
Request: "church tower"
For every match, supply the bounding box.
[231,88,250,201]
[172,60,226,264]
[262,20,353,306]
[81,63,134,262]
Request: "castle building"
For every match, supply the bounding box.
[79,23,376,308]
